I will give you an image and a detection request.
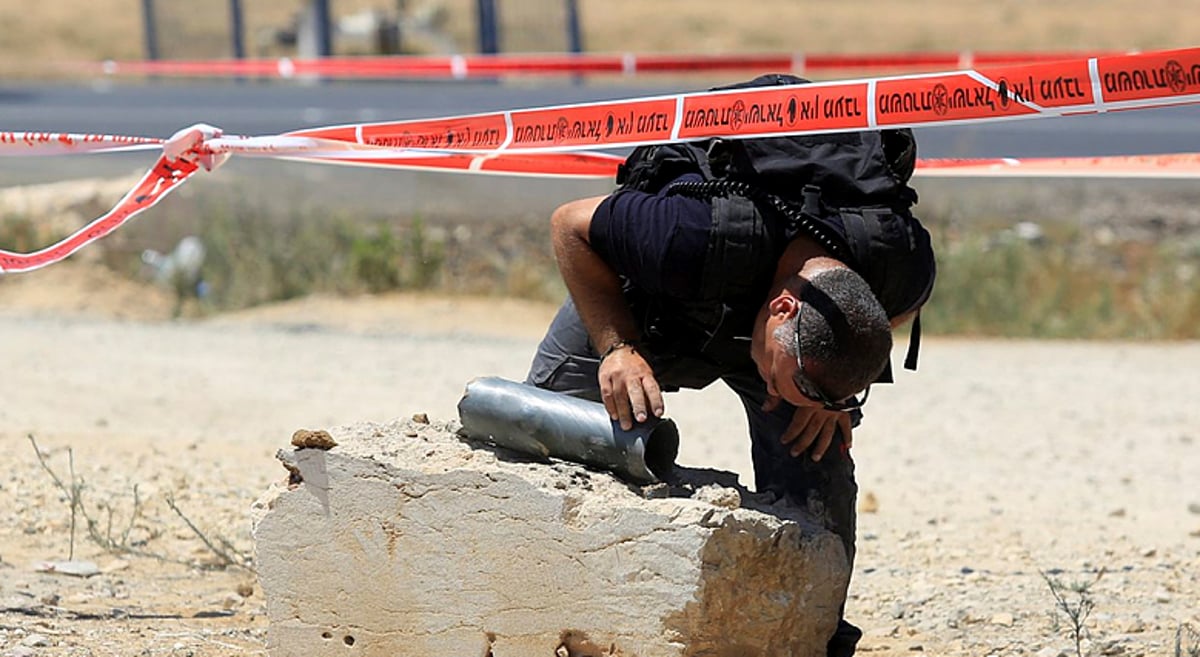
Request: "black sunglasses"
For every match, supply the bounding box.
[791,301,871,412]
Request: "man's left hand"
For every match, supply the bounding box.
[765,396,853,461]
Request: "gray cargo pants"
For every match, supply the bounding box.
[525,297,864,657]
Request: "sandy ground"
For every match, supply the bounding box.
[1,264,1199,657]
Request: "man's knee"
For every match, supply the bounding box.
[525,350,602,402]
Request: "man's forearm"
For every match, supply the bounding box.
[550,197,641,355]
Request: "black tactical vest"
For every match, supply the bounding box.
[613,81,936,387]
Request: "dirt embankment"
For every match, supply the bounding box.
[2,269,1199,656]
[2,174,1199,656]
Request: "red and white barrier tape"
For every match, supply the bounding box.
[0,132,162,155]
[5,46,1200,273]
[0,156,199,273]
[96,49,1127,80]
[283,47,1200,153]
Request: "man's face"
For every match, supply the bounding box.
[755,297,824,409]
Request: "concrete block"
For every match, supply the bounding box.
[252,418,850,657]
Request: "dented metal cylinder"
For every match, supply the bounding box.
[457,376,679,484]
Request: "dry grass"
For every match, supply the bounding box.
[0,0,1194,78]
[579,0,1192,54]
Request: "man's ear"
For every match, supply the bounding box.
[768,292,800,317]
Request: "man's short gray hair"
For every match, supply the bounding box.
[773,268,892,401]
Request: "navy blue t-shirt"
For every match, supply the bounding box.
[587,174,712,298]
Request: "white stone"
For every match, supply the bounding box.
[252,418,850,657]
[19,634,49,648]
[990,612,1015,627]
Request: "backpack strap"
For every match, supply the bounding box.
[904,312,922,371]
[869,313,925,380]
[838,208,875,268]
[700,194,773,303]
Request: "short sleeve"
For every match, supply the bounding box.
[588,175,712,298]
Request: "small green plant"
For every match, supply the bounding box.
[165,493,254,571]
[403,217,444,290]
[1041,568,1105,657]
[29,434,148,559]
[922,217,1200,339]
[72,175,1200,336]
[349,225,404,293]
[0,214,41,252]
[28,434,250,570]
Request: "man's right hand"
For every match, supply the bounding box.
[598,345,664,430]
[547,194,664,429]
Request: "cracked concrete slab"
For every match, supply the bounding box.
[252,417,849,657]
